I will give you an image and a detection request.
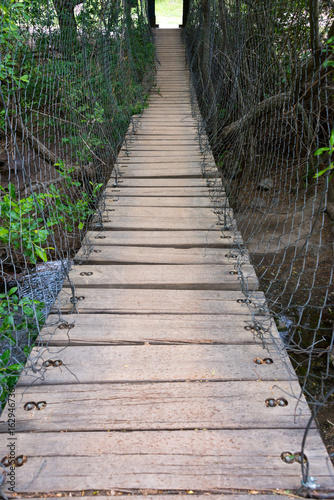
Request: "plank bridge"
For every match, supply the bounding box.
[0,29,333,497]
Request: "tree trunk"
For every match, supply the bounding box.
[52,0,81,58]
[309,0,321,69]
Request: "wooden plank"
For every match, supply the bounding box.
[117,171,215,179]
[1,429,332,492]
[133,119,197,125]
[117,170,204,179]
[118,158,207,164]
[98,208,231,227]
[23,497,295,500]
[99,217,227,230]
[25,497,295,500]
[134,130,196,136]
[55,288,258,315]
[65,264,257,290]
[98,206,229,220]
[76,245,243,266]
[0,380,312,433]
[75,247,243,265]
[107,178,215,187]
[123,139,198,145]
[33,313,272,345]
[80,230,240,247]
[122,144,200,150]
[104,187,221,196]
[104,196,221,206]
[18,344,294,386]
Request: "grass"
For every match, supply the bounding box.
[155,0,183,27]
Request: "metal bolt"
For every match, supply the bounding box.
[15,455,27,467]
[36,401,47,410]
[1,456,10,467]
[254,358,263,364]
[265,398,276,407]
[24,402,36,411]
[281,452,294,464]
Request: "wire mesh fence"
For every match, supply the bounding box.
[0,0,155,407]
[184,0,334,466]
[0,0,334,489]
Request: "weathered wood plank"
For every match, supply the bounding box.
[56,288,253,315]
[104,196,223,207]
[121,146,200,151]
[80,230,240,247]
[122,139,198,145]
[107,178,217,187]
[75,247,244,265]
[99,218,228,230]
[99,207,227,218]
[118,156,206,163]
[26,497,295,500]
[34,313,273,345]
[18,344,293,386]
[96,206,231,231]
[104,187,225,197]
[65,264,257,290]
[117,170,205,179]
[0,381,311,433]
[1,430,332,492]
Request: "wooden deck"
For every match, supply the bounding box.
[0,28,333,497]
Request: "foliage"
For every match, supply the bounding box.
[0,183,56,264]
[0,287,44,408]
[50,161,103,232]
[0,169,102,265]
[0,2,31,93]
[313,130,334,178]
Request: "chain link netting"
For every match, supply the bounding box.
[184,0,334,469]
[0,0,334,490]
[0,0,155,408]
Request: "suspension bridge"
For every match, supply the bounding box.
[0,28,333,497]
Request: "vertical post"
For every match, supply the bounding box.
[148,0,156,27]
[181,0,190,27]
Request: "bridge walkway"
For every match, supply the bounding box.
[0,28,333,497]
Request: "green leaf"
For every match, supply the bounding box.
[0,228,9,238]
[23,307,34,317]
[34,246,47,262]
[19,75,29,83]
[0,350,10,365]
[314,168,330,178]
[8,182,15,200]
[78,222,84,230]
[330,130,334,148]
[314,147,330,156]
[8,287,17,296]
[7,363,22,371]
